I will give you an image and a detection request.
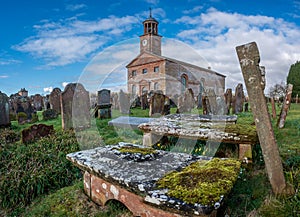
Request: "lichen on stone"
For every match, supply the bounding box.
[115,145,157,155]
[156,158,241,206]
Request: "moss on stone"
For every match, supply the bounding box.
[116,145,157,155]
[156,158,241,206]
[214,123,258,143]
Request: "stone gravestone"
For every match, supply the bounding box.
[224,88,233,115]
[236,41,288,195]
[61,83,90,130]
[0,91,10,127]
[234,83,245,114]
[33,94,44,111]
[96,89,112,119]
[118,90,130,114]
[49,87,62,114]
[202,89,217,115]
[111,92,119,110]
[277,84,293,129]
[149,92,165,117]
[141,92,148,110]
[177,88,195,113]
[216,95,227,115]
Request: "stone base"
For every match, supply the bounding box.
[84,172,216,217]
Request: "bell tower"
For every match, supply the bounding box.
[140,8,162,55]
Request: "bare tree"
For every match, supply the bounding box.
[269,82,286,101]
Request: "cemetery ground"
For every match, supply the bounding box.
[0,105,299,217]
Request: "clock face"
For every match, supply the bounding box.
[142,39,147,46]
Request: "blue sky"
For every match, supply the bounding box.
[1,0,300,96]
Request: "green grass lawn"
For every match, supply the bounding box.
[1,104,299,217]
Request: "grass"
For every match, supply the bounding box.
[1,104,299,216]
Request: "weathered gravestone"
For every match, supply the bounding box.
[61,83,90,130]
[224,88,233,115]
[21,124,54,143]
[49,87,62,114]
[0,91,10,127]
[118,90,130,114]
[234,83,245,114]
[202,89,226,115]
[131,95,141,108]
[277,84,293,129]
[177,88,195,113]
[236,41,289,195]
[111,92,119,110]
[32,94,44,111]
[96,89,112,119]
[149,91,165,117]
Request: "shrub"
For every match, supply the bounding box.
[0,130,81,210]
[17,112,28,124]
[42,109,58,121]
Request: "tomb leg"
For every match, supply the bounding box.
[142,132,162,147]
[238,144,252,162]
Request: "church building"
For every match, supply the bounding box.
[126,11,226,98]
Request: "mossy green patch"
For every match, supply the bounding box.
[116,145,157,155]
[156,158,241,206]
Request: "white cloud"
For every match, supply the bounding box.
[175,7,300,94]
[183,6,203,14]
[62,82,70,88]
[43,86,53,93]
[66,4,87,11]
[0,58,20,65]
[13,15,139,67]
[0,75,8,78]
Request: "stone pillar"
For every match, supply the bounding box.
[234,83,244,114]
[271,97,277,119]
[277,84,293,129]
[224,88,232,115]
[236,41,287,195]
[296,94,298,104]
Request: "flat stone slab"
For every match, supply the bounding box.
[164,114,238,123]
[67,143,241,216]
[108,116,154,130]
[139,114,257,145]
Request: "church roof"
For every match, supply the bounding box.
[126,52,226,78]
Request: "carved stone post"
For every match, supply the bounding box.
[271,97,277,119]
[236,42,287,195]
[224,88,232,115]
[277,84,293,129]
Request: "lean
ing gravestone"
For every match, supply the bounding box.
[236,41,288,195]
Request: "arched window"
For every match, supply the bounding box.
[181,74,188,93]
[142,86,148,94]
[154,82,159,90]
[132,85,136,95]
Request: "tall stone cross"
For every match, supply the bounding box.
[236,42,288,195]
